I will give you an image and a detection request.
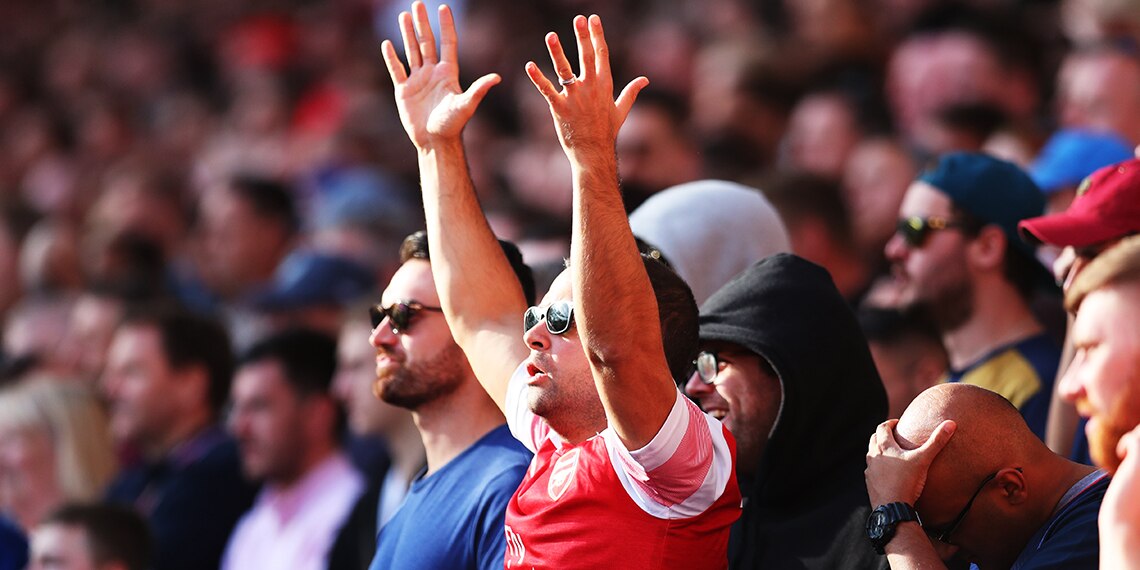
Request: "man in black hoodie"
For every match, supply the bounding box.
[685,254,890,569]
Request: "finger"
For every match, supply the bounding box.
[398,11,422,69]
[380,40,408,85]
[615,76,649,125]
[545,32,576,83]
[412,1,438,64]
[525,61,558,101]
[588,14,609,79]
[573,15,595,81]
[462,73,501,108]
[916,419,956,456]
[439,4,458,64]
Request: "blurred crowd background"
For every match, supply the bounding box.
[1,0,1140,564]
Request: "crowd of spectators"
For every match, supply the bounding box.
[1,0,1140,568]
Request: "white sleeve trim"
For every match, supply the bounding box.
[504,361,538,453]
[603,390,734,519]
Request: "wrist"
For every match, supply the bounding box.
[417,137,465,158]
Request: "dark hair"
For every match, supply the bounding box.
[950,206,1039,300]
[239,328,343,439]
[399,230,537,304]
[43,503,151,570]
[759,170,855,252]
[228,175,300,235]
[120,304,234,414]
[643,255,699,384]
[857,306,942,347]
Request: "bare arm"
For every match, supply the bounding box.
[381,2,528,411]
[524,15,672,450]
[865,419,957,570]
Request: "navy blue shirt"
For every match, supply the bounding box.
[0,515,26,570]
[1011,469,1109,570]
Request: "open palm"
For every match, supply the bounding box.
[381,2,499,150]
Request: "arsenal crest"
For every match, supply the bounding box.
[547,448,580,500]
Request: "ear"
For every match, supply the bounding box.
[996,467,1027,505]
[300,393,338,441]
[966,224,1007,272]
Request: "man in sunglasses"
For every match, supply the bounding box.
[685,254,890,569]
[381,3,740,567]
[866,383,1106,569]
[366,230,534,570]
[885,152,1059,440]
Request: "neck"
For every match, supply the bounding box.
[148,412,212,460]
[386,414,427,482]
[411,378,505,476]
[275,442,337,490]
[942,281,1042,370]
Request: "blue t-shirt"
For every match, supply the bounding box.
[946,333,1060,440]
[370,424,531,570]
[1010,469,1109,570]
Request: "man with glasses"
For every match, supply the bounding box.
[884,152,1059,440]
[685,254,890,569]
[866,383,1106,569]
[381,2,740,567]
[366,231,533,570]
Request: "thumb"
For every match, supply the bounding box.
[916,420,956,458]
[614,76,649,125]
[462,73,501,108]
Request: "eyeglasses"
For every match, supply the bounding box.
[692,351,720,384]
[369,301,443,334]
[896,216,969,248]
[923,468,1019,543]
[523,301,574,335]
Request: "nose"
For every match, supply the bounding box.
[1057,356,1085,403]
[684,370,712,399]
[523,320,551,351]
[369,320,397,349]
[884,231,908,262]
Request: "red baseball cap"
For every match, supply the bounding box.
[1019,158,1140,248]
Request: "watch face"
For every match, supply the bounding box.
[867,511,887,540]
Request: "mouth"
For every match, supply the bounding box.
[702,404,729,422]
[525,358,548,385]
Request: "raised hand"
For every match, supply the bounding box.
[865,419,956,507]
[1100,426,1140,568]
[524,14,648,160]
[381,2,499,150]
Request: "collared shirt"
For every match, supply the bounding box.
[222,452,364,570]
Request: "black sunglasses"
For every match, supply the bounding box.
[370,301,443,334]
[924,467,1020,543]
[523,301,574,335]
[692,351,719,384]
[896,216,968,248]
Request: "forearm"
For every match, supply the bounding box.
[884,524,949,570]
[419,138,529,407]
[569,148,675,448]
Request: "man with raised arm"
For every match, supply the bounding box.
[381,3,740,568]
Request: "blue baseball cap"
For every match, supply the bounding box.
[918,152,1045,261]
[1029,129,1134,194]
[250,250,376,311]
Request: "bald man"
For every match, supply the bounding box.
[865,384,1107,569]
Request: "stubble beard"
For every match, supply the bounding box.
[374,344,466,411]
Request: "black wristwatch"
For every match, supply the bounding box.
[866,502,922,555]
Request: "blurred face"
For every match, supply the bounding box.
[684,341,781,477]
[100,325,183,449]
[0,426,58,529]
[884,182,974,330]
[616,105,699,203]
[229,359,308,483]
[200,187,289,297]
[58,295,122,381]
[782,92,861,177]
[520,270,603,439]
[334,320,409,435]
[368,260,467,411]
[1059,285,1140,473]
[30,523,96,570]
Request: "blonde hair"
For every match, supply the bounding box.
[1066,235,1140,312]
[0,379,116,502]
